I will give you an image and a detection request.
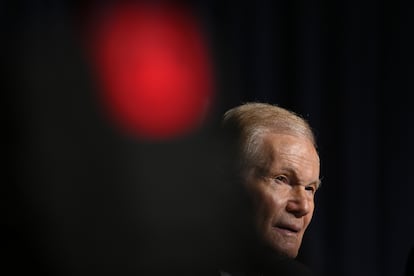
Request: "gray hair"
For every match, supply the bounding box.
[222,102,317,174]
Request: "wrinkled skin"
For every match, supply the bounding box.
[245,133,320,258]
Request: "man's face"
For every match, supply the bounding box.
[245,133,320,258]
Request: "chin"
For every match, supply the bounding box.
[269,242,300,259]
[258,228,302,259]
[284,249,299,259]
[272,247,298,259]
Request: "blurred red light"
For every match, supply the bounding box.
[87,2,214,140]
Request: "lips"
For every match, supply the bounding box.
[274,223,301,233]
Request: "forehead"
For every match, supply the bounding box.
[261,133,320,178]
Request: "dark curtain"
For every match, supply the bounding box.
[5,1,414,276]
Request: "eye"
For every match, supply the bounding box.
[305,185,316,194]
[273,175,288,184]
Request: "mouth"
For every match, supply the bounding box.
[274,224,301,234]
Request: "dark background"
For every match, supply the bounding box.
[4,1,414,276]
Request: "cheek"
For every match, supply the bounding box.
[253,188,286,223]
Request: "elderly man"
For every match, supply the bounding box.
[219,102,321,276]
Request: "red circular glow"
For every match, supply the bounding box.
[87,2,214,139]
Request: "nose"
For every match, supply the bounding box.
[286,186,312,218]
